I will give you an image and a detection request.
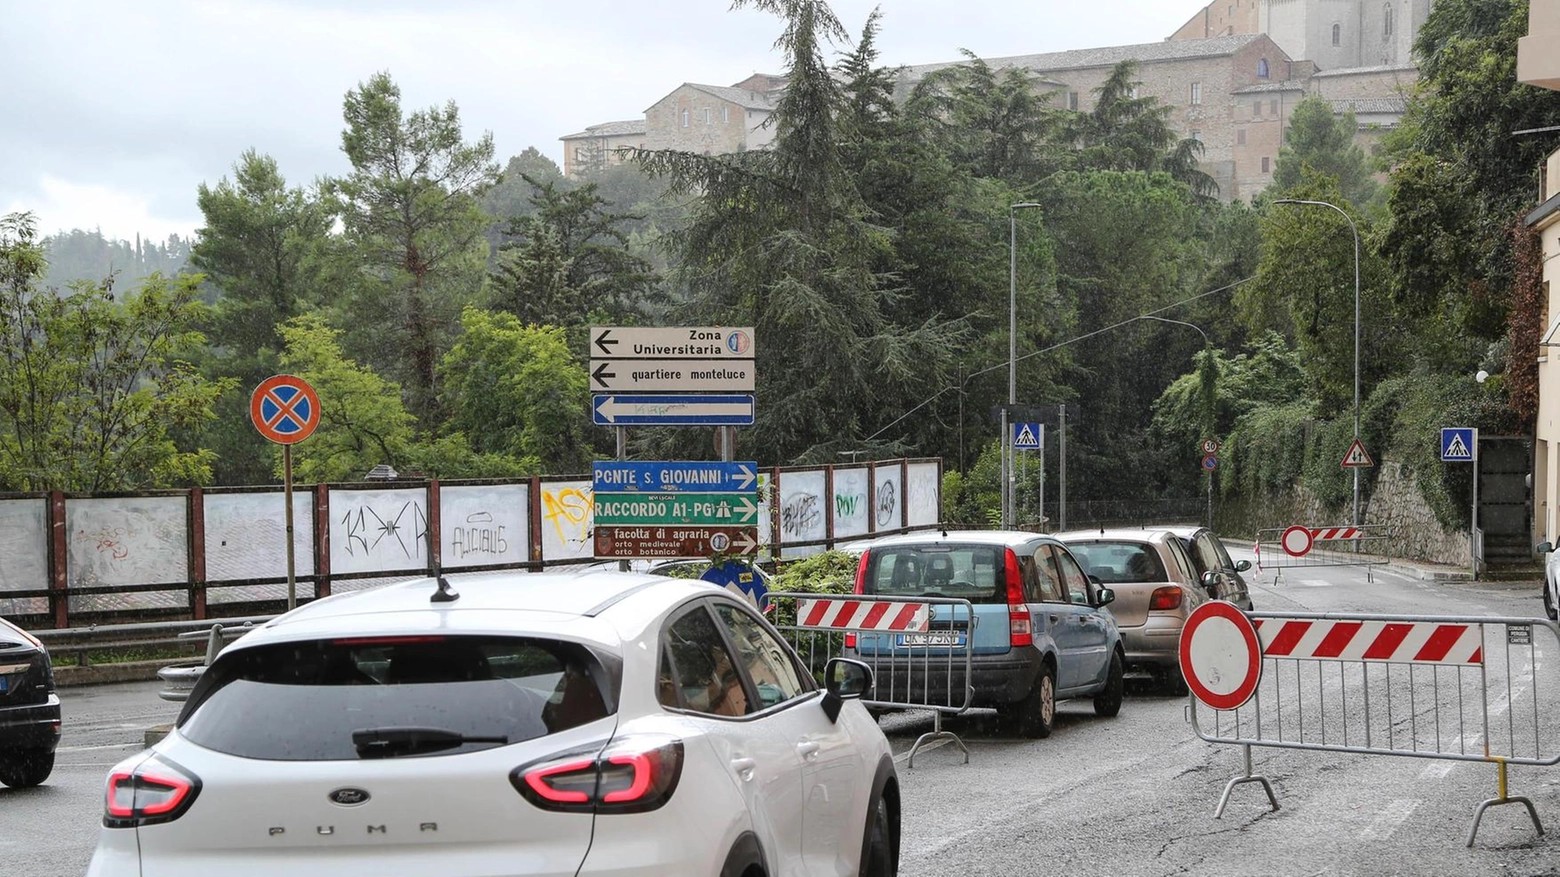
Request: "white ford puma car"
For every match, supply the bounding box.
[88,572,899,877]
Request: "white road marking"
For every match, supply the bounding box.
[1419,761,1455,779]
[1299,579,1332,588]
[1359,798,1418,839]
[57,743,140,753]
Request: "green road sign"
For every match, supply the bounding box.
[593,492,760,526]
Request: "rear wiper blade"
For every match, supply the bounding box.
[352,726,508,758]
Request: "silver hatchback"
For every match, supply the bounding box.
[1054,529,1209,694]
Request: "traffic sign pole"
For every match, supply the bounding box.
[283,445,296,610]
[251,375,321,611]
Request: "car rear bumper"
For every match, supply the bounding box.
[0,694,62,751]
[1120,619,1183,674]
[852,650,1040,708]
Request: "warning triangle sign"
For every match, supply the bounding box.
[1340,438,1374,468]
[1444,434,1470,459]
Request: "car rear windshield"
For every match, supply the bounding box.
[178,636,616,761]
[1066,541,1168,584]
[862,545,1006,603]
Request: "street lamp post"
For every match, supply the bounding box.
[1005,202,1044,529]
[1274,198,1362,528]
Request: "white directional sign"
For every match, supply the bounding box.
[591,327,755,359]
[589,359,755,393]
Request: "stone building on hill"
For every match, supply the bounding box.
[559,2,1429,201]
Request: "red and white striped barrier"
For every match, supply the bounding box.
[1254,618,1483,666]
[1311,526,1360,541]
[796,598,929,633]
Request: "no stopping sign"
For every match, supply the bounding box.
[1178,601,1263,711]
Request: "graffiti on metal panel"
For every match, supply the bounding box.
[450,511,509,559]
[781,493,821,536]
[84,527,132,564]
[542,485,592,548]
[834,492,863,520]
[876,480,898,527]
[340,502,427,560]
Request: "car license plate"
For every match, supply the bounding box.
[897,633,966,648]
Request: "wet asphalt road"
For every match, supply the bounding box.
[8,550,1559,876]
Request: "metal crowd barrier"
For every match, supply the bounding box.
[767,591,975,767]
[1254,524,1392,582]
[1190,610,1560,845]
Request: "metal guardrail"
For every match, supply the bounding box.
[768,591,976,767]
[33,615,274,667]
[1190,610,1560,846]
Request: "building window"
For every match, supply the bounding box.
[680,108,689,127]
[1271,99,1279,115]
[1237,128,1246,145]
[1190,130,1201,143]
[1261,156,1271,173]
[1254,100,1262,117]
[1068,91,1079,111]
[1257,58,1270,79]
[1384,4,1394,37]
[1191,82,1202,105]
[722,106,730,123]
[1332,23,1342,46]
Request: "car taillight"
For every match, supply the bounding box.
[1150,586,1184,611]
[846,550,872,649]
[513,736,683,814]
[1005,549,1032,647]
[103,756,201,828]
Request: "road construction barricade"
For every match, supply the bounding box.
[1188,609,1560,845]
[1254,524,1392,582]
[766,591,975,767]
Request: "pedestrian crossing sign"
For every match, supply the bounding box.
[1012,422,1043,451]
[1340,438,1373,468]
[1440,427,1476,462]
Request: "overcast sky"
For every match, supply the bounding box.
[1,1,1199,243]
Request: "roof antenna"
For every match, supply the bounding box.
[430,568,459,604]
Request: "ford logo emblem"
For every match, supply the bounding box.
[328,787,371,806]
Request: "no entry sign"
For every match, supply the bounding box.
[250,375,321,445]
[1179,601,1263,711]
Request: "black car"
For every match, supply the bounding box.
[1164,525,1255,610]
[0,616,61,788]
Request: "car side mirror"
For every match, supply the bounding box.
[1094,587,1115,607]
[821,658,873,723]
[1235,560,1252,572]
[1200,571,1220,594]
[1537,541,1554,555]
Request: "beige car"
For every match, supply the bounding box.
[1054,528,1209,694]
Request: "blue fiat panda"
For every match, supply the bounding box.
[848,530,1124,738]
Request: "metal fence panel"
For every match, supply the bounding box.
[767,591,975,766]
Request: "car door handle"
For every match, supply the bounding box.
[1049,614,1060,624]
[796,741,821,759]
[730,757,757,781]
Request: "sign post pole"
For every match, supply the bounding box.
[250,374,322,613]
[283,445,296,610]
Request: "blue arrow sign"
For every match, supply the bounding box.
[1440,427,1476,462]
[1012,422,1043,451]
[593,394,755,426]
[593,461,760,494]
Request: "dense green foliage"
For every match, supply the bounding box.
[5,0,1547,546]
